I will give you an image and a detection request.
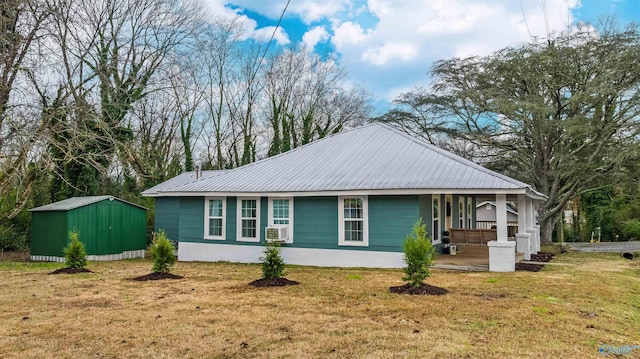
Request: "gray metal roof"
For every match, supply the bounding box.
[476,201,519,215]
[30,196,147,212]
[147,123,543,196]
[141,170,225,196]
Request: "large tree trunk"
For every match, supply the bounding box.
[539,211,561,243]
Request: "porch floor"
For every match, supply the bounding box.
[433,245,489,271]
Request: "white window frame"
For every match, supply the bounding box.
[204,197,226,240]
[237,197,260,242]
[459,198,465,228]
[432,196,441,244]
[467,197,473,229]
[267,197,294,243]
[338,196,369,247]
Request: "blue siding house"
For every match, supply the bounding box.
[143,124,545,271]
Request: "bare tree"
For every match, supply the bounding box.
[0,0,51,220]
[46,0,205,196]
[265,47,371,156]
[195,17,245,169]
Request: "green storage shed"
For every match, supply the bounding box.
[29,196,147,262]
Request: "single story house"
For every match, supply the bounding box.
[143,123,544,271]
[30,196,147,262]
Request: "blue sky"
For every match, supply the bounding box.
[207,0,640,114]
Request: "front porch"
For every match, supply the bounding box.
[433,244,490,271]
[433,244,526,271]
[436,192,544,272]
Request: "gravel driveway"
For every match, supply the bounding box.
[566,241,640,253]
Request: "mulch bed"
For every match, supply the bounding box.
[515,263,544,272]
[530,252,555,262]
[49,268,93,275]
[516,252,556,272]
[248,278,300,287]
[132,272,184,281]
[389,283,448,295]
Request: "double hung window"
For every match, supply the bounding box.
[205,198,225,240]
[338,196,368,246]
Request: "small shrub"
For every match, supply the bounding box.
[402,218,435,287]
[63,229,87,269]
[260,241,285,279]
[151,230,177,273]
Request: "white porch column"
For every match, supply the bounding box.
[496,194,508,242]
[525,197,538,255]
[515,194,531,260]
[488,194,516,272]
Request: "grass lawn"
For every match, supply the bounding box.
[0,248,639,358]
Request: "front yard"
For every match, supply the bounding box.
[0,249,638,358]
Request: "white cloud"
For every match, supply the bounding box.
[332,21,370,48]
[302,26,330,49]
[226,0,350,24]
[253,26,291,45]
[203,1,291,45]
[362,42,418,65]
[219,0,582,111]
[328,0,579,109]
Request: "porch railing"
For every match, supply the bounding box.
[476,221,518,238]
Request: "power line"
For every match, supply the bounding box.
[519,0,533,40]
[256,0,291,76]
[541,0,551,40]
[232,0,290,126]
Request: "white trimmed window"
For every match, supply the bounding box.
[467,197,473,229]
[268,197,293,243]
[459,198,465,228]
[204,197,225,240]
[237,198,260,242]
[432,196,441,244]
[338,196,369,246]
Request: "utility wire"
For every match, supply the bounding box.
[231,0,291,130]
[519,0,533,40]
[255,0,291,79]
[541,0,551,41]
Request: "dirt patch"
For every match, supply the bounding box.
[0,251,30,262]
[515,263,544,272]
[389,283,448,295]
[248,278,300,287]
[517,252,555,271]
[132,272,184,281]
[49,268,93,275]
[531,252,555,262]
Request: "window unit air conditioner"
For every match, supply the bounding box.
[265,226,288,243]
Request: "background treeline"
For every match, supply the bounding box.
[2,1,639,252]
[0,0,371,250]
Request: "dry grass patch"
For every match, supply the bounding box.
[0,252,639,358]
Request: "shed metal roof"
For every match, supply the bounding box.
[30,196,147,212]
[146,123,544,197]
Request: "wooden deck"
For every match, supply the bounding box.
[433,245,489,267]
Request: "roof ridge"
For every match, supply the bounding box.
[377,123,531,189]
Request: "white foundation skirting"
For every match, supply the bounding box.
[178,242,405,268]
[30,249,145,262]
